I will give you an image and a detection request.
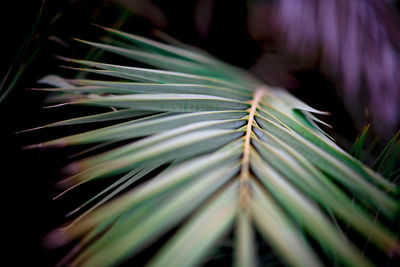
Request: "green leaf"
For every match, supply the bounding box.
[94,25,259,86]
[31,111,246,147]
[64,79,251,100]
[62,129,244,184]
[251,153,373,267]
[71,93,249,112]
[73,162,240,267]
[254,114,397,217]
[258,103,393,191]
[373,131,400,172]
[55,147,242,242]
[236,209,255,267]
[351,124,370,159]
[59,57,253,91]
[251,180,323,267]
[34,27,399,267]
[74,39,225,78]
[68,119,245,171]
[147,181,238,267]
[21,109,155,131]
[252,136,399,252]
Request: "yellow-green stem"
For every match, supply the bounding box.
[239,86,268,208]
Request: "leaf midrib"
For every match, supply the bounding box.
[239,86,268,208]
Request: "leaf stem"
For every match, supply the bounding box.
[239,86,268,208]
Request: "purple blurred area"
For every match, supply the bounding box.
[248,0,400,139]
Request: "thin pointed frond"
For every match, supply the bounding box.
[33,27,399,267]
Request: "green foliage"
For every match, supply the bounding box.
[0,0,45,103]
[351,125,400,182]
[33,26,399,266]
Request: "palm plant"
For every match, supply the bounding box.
[30,26,400,266]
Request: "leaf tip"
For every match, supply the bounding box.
[91,23,108,31]
[72,38,91,46]
[54,55,72,62]
[23,143,44,149]
[42,228,70,249]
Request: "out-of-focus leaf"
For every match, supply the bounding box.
[32,27,399,267]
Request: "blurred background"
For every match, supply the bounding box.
[1,0,400,266]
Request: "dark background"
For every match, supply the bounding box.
[1,0,398,266]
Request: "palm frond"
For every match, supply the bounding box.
[32,26,400,267]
